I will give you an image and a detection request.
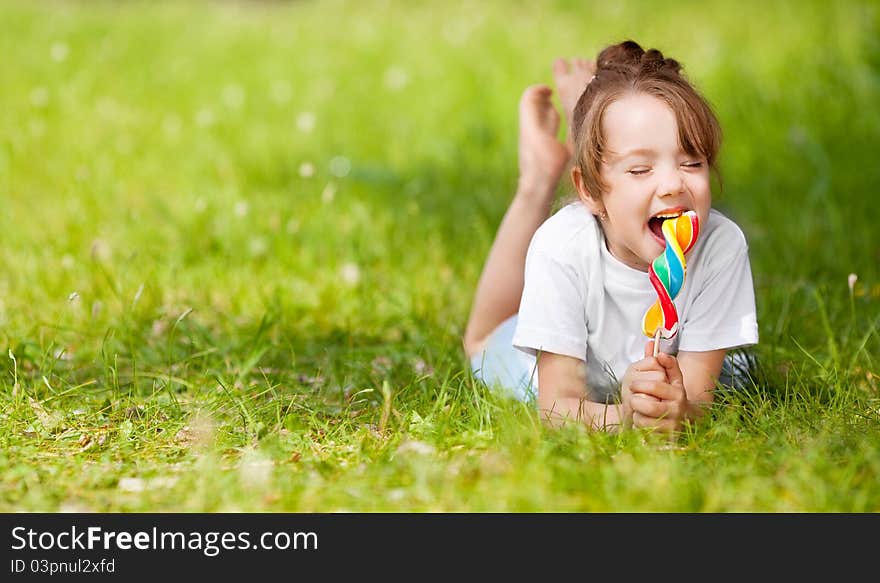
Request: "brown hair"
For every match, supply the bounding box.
[571,40,722,199]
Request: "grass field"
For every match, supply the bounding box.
[1,0,878,512]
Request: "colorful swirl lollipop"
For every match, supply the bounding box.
[641,211,700,345]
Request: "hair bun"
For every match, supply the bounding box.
[596,40,682,75]
[596,40,644,70]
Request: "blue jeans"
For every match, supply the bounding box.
[470,315,757,403]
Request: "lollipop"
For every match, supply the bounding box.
[641,210,700,354]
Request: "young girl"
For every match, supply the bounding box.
[463,40,759,433]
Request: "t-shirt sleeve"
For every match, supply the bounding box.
[678,244,759,352]
[512,239,587,361]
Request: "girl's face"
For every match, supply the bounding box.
[583,92,712,272]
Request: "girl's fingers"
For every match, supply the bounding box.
[630,394,665,417]
[632,370,666,383]
[632,356,665,373]
[628,380,670,399]
[629,380,684,401]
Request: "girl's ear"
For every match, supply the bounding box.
[571,166,605,216]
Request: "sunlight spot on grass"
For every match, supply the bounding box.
[95,97,119,119]
[115,134,133,155]
[249,237,268,257]
[195,108,215,127]
[384,66,409,91]
[395,440,435,456]
[90,239,112,261]
[162,114,182,140]
[222,83,246,109]
[321,181,336,203]
[329,156,351,178]
[441,22,470,46]
[297,111,316,132]
[299,161,315,178]
[118,477,145,493]
[29,87,49,108]
[50,41,69,62]
[59,501,94,513]
[175,411,216,451]
[269,80,292,104]
[28,119,45,137]
[239,450,274,490]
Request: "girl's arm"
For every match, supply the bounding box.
[677,349,727,408]
[536,352,626,431]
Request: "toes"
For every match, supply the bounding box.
[552,57,570,77]
[520,84,552,105]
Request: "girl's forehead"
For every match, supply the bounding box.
[602,93,679,156]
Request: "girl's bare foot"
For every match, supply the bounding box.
[552,57,596,149]
[517,84,570,199]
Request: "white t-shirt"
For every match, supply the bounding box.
[512,202,759,401]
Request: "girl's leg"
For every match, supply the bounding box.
[463,58,596,358]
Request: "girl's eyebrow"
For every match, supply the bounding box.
[608,147,656,162]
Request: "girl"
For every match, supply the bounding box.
[463,40,759,433]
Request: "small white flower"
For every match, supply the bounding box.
[848,273,858,293]
[340,262,361,285]
[299,162,315,178]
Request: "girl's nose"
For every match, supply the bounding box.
[657,166,685,197]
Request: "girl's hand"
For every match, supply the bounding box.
[620,342,668,429]
[628,344,689,434]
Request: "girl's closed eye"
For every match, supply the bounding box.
[628,167,651,176]
[681,160,704,169]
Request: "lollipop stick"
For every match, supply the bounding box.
[653,329,661,357]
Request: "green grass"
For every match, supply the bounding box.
[0,0,878,512]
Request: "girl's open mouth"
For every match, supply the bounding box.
[648,210,686,242]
